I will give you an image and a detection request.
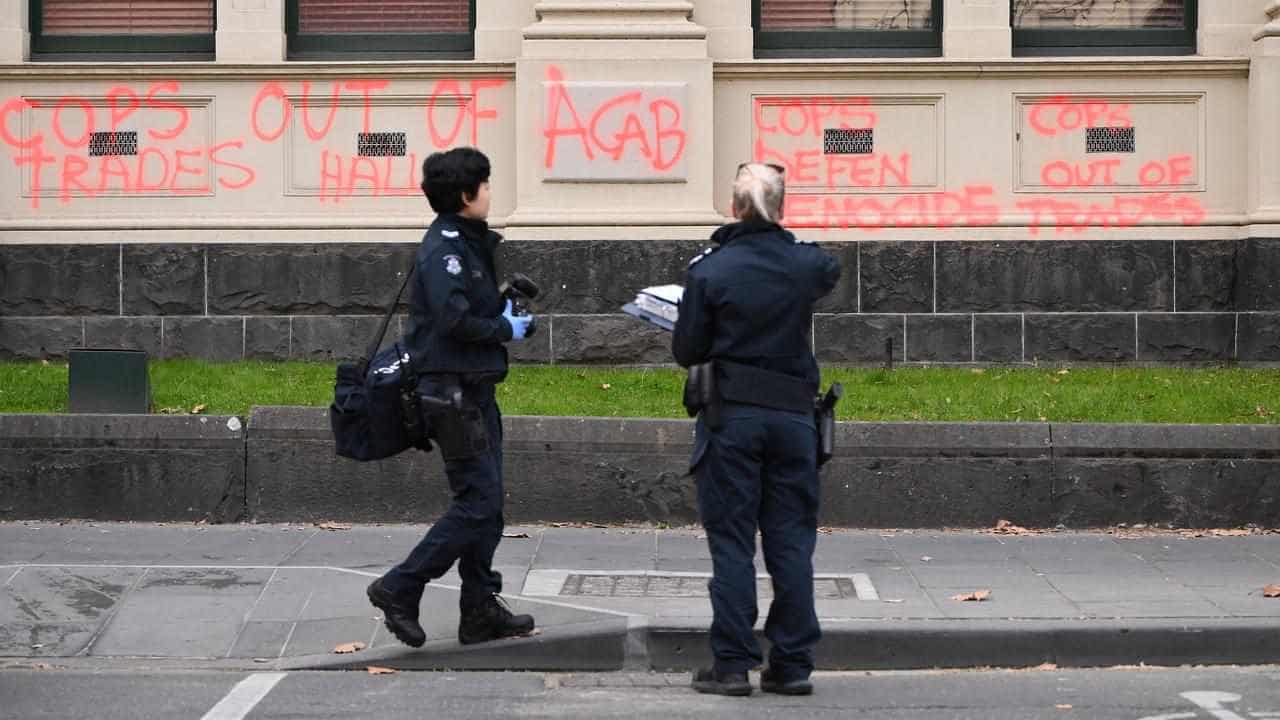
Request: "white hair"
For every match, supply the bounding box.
[732,163,785,224]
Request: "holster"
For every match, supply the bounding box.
[682,361,721,431]
[814,383,844,468]
[815,404,836,467]
[418,375,489,462]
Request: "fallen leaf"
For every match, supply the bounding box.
[1034,663,1058,671]
[1264,584,1280,598]
[600,384,612,390]
[31,662,52,670]
[951,590,992,602]
[970,368,985,374]
[366,666,398,675]
[984,519,1039,536]
[1210,528,1251,537]
[1056,704,1073,710]
[1057,369,1069,375]
[817,527,834,535]
[1257,405,1273,417]
[333,641,366,654]
[502,532,531,539]
[317,522,353,531]
[190,403,207,415]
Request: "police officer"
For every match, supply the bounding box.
[673,162,841,697]
[366,146,535,647]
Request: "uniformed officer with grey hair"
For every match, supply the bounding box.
[674,162,841,697]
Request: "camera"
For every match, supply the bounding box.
[499,273,540,337]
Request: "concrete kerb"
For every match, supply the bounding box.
[3,410,1280,527]
[281,617,1280,673]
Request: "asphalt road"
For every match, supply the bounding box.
[4,665,1280,720]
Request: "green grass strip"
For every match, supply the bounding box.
[0,360,1277,424]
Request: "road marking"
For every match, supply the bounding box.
[200,672,287,720]
[1182,691,1247,720]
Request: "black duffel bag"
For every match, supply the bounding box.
[329,264,430,461]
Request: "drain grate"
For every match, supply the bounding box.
[524,570,878,601]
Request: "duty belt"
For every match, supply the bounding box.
[715,360,817,414]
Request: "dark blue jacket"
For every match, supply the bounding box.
[672,220,841,387]
[403,213,512,381]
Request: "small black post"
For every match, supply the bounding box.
[884,337,894,371]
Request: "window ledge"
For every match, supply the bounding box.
[715,56,1249,79]
[0,60,515,79]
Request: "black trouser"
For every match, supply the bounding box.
[695,402,822,682]
[381,384,504,610]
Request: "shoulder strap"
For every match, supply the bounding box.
[360,261,415,370]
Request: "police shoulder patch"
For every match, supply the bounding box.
[441,229,460,238]
[443,254,463,276]
[688,246,718,267]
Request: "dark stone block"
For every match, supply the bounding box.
[1235,238,1280,311]
[936,241,1172,312]
[83,318,161,357]
[122,245,204,316]
[860,242,933,313]
[1175,240,1236,311]
[1024,314,1135,362]
[244,317,291,360]
[496,240,703,315]
[0,414,244,522]
[1137,313,1235,362]
[815,314,904,364]
[906,314,970,362]
[507,316,551,364]
[163,317,244,361]
[0,318,82,360]
[814,242,858,313]
[207,244,416,315]
[974,314,1022,363]
[289,316,384,362]
[1238,313,1280,362]
[822,458,1053,527]
[247,409,697,524]
[0,245,118,316]
[552,315,672,364]
[1054,460,1280,528]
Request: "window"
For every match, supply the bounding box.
[753,0,943,58]
[30,0,215,57]
[1012,0,1197,56]
[287,0,474,59]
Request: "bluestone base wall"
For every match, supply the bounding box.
[2,239,1279,364]
[3,411,1278,528]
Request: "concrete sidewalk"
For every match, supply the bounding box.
[2,522,1278,672]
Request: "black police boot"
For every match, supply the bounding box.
[458,594,535,645]
[760,667,813,696]
[366,578,426,648]
[691,668,752,697]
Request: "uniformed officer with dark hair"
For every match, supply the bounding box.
[674,162,841,697]
[366,146,535,648]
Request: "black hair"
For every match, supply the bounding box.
[421,147,491,214]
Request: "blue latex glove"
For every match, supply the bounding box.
[503,299,533,340]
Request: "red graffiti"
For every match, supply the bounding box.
[541,65,687,172]
[318,150,421,203]
[1,76,506,208]
[1028,96,1132,137]
[784,185,1000,231]
[1018,193,1205,235]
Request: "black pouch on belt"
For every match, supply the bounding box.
[419,376,489,462]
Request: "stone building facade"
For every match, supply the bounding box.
[1,1,1278,365]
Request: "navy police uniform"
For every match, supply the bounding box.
[380,212,514,611]
[672,219,841,684]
